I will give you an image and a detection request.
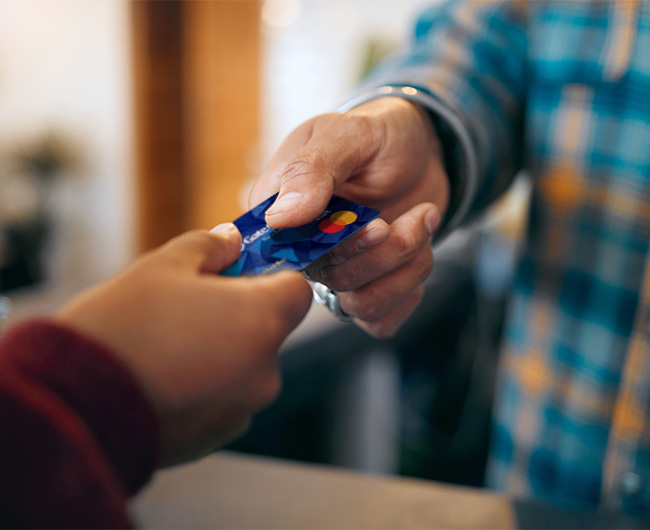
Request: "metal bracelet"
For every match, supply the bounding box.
[310,281,353,322]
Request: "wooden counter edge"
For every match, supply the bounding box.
[131,451,515,529]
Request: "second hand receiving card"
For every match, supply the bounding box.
[222,193,380,277]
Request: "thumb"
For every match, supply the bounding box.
[157,224,242,274]
[258,113,383,229]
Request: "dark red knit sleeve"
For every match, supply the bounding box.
[0,319,161,529]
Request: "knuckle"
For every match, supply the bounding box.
[354,297,387,323]
[327,268,360,292]
[310,264,359,293]
[311,250,346,270]
[415,249,434,284]
[306,264,333,287]
[304,264,327,283]
[392,230,421,259]
[281,155,337,190]
[281,157,319,183]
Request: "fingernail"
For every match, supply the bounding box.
[356,228,389,251]
[210,222,237,234]
[424,207,441,234]
[266,192,303,216]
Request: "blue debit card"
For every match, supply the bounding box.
[222,193,380,276]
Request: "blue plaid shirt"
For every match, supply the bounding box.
[345,0,650,517]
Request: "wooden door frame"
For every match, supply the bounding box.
[131,0,261,251]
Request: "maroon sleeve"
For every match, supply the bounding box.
[0,319,161,529]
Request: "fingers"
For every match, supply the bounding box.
[253,112,386,229]
[308,218,391,268]
[155,224,242,274]
[203,223,243,273]
[355,287,425,339]
[308,203,440,291]
[308,203,440,338]
[337,240,432,322]
[156,228,310,341]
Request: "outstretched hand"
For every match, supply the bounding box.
[250,97,449,337]
[56,224,312,466]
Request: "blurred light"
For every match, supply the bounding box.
[261,0,301,30]
[401,87,417,96]
[319,2,359,32]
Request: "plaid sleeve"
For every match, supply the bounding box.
[341,0,529,237]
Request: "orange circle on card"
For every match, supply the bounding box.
[330,211,358,224]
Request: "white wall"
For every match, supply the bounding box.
[260,0,432,162]
[0,0,133,313]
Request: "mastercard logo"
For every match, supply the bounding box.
[318,210,358,233]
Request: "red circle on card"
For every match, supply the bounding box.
[319,219,345,233]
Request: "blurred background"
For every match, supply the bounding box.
[0,0,529,489]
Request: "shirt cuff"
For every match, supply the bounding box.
[338,84,478,243]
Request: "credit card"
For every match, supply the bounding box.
[222,193,380,277]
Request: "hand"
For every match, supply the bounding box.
[250,97,449,337]
[56,225,312,466]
